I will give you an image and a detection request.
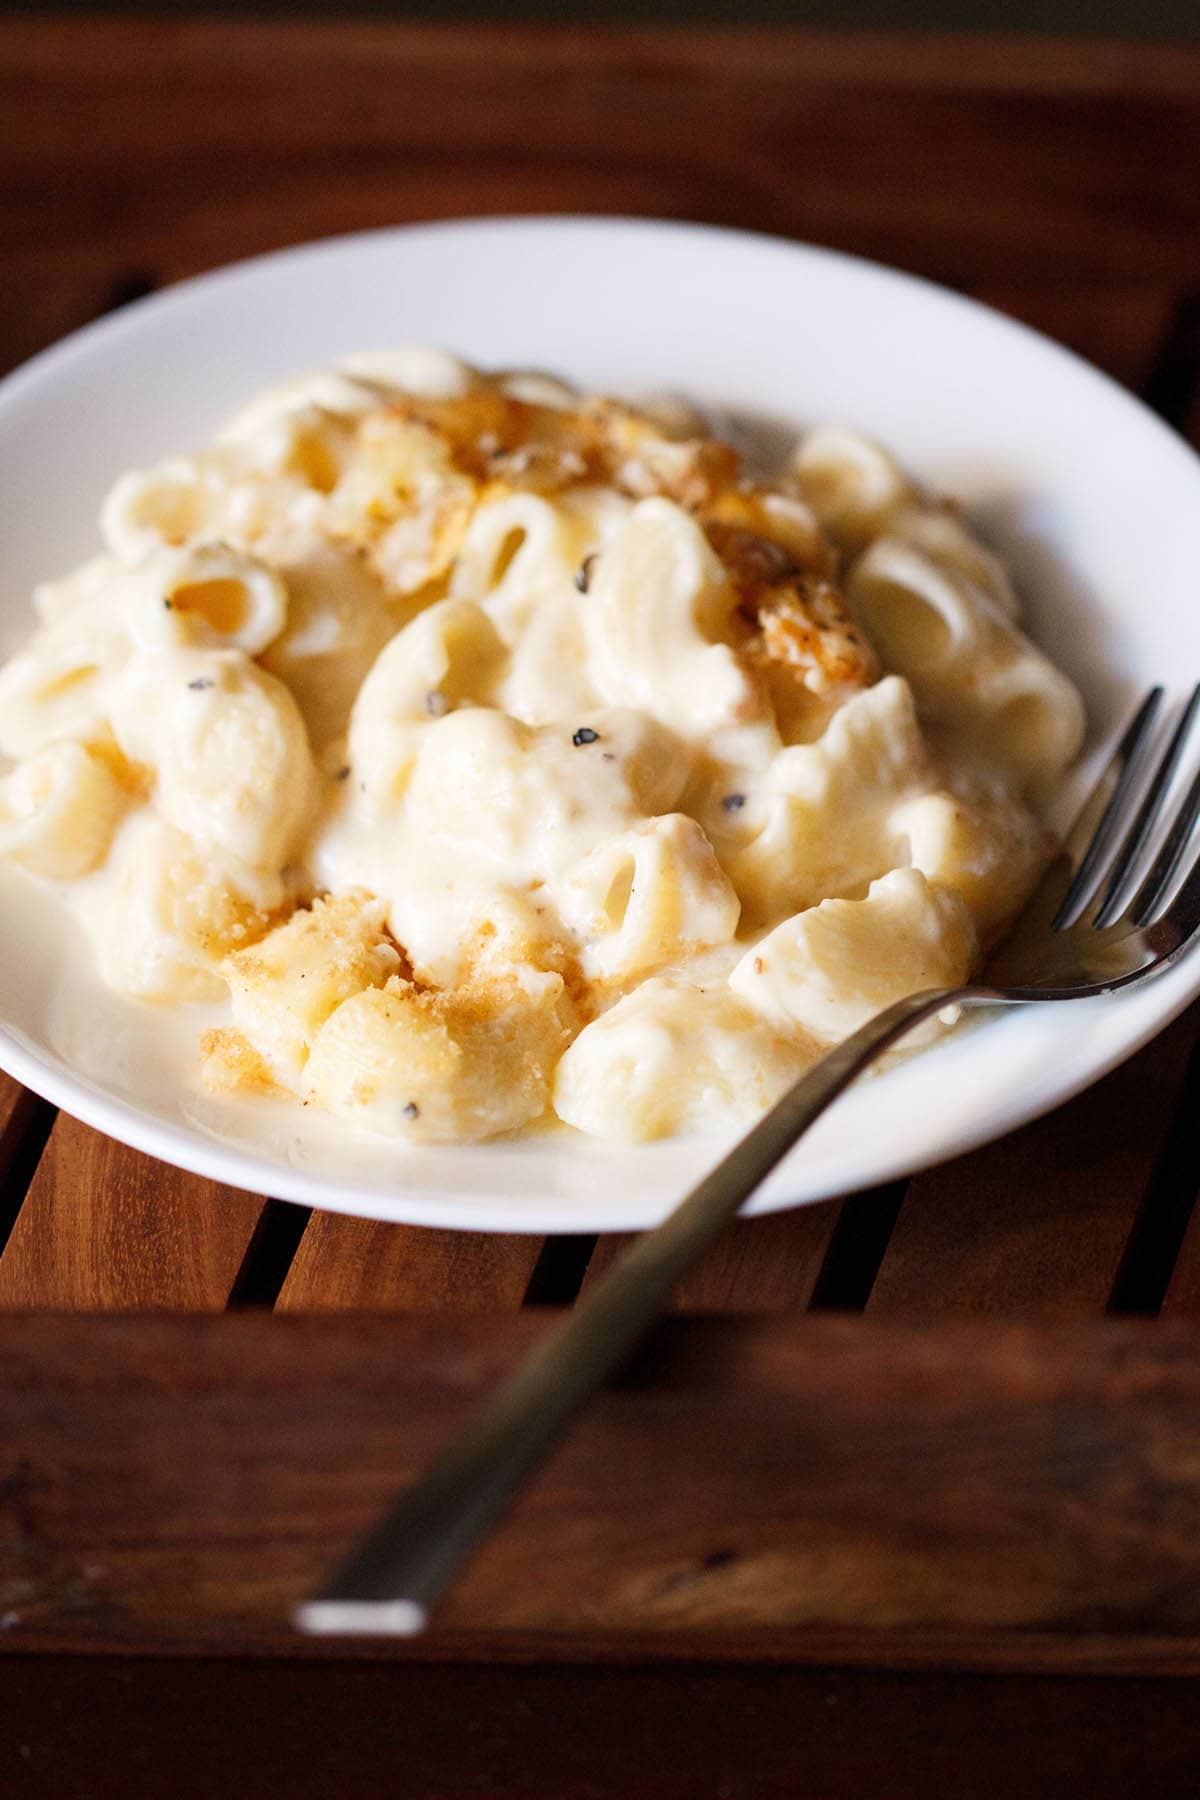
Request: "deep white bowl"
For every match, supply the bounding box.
[2,216,1199,1232]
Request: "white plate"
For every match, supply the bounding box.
[2,216,1199,1233]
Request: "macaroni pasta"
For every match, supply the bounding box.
[0,349,1084,1143]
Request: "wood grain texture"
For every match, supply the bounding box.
[1,1656,1195,1800]
[0,1114,267,1310]
[868,1007,1200,1318]
[4,23,1200,304]
[277,1213,543,1311]
[6,1312,1200,1667]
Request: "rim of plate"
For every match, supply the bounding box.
[2,213,1200,1233]
[2,972,1200,1234]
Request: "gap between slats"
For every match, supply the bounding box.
[1139,290,1200,435]
[228,1201,314,1309]
[1119,1016,1200,1314]
[523,1234,598,1307]
[0,1075,56,1264]
[1108,1096,1200,1315]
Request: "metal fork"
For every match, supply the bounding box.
[297,682,1200,1637]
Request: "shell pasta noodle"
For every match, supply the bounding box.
[0,349,1085,1145]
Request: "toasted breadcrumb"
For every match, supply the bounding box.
[200,1027,283,1096]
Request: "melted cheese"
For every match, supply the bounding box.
[0,351,1085,1143]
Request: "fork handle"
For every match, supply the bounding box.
[297,982,995,1636]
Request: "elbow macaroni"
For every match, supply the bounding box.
[0,351,1085,1144]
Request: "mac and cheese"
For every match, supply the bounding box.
[0,349,1085,1142]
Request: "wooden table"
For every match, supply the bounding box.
[4,20,1200,1797]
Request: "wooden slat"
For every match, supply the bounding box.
[868,1007,1200,1319]
[5,1313,1200,1668]
[581,1204,841,1314]
[0,1115,266,1310]
[3,1657,1197,1800]
[4,25,1200,294]
[277,1213,543,1312]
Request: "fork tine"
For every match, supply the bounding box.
[1093,682,1200,927]
[1129,752,1200,925]
[1156,836,1200,939]
[1156,821,1200,941]
[1053,685,1163,931]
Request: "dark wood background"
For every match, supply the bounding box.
[5,19,1200,1798]
[8,0,1200,37]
